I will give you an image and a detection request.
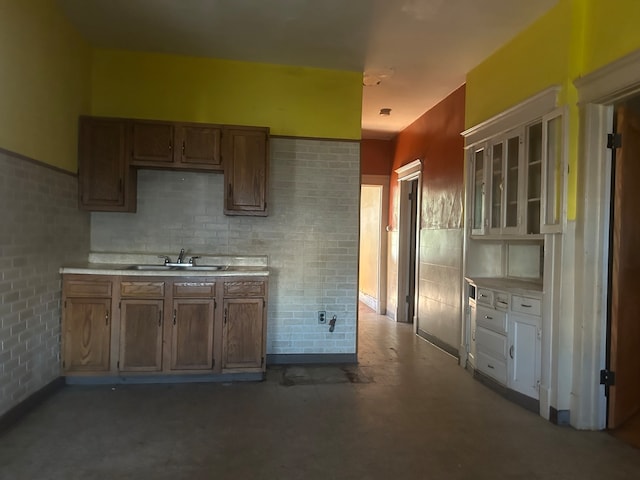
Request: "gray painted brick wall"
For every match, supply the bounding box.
[91,137,360,355]
[0,151,90,416]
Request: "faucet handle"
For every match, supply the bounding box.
[157,255,171,265]
[189,256,200,265]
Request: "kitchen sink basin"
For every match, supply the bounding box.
[126,264,228,271]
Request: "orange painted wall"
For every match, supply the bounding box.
[389,85,466,229]
[361,139,395,176]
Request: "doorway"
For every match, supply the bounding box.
[395,160,422,326]
[359,175,389,315]
[606,98,640,447]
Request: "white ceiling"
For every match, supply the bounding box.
[57,0,557,139]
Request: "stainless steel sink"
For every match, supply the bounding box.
[126,264,228,271]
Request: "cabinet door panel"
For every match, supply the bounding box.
[120,300,163,372]
[132,122,174,165]
[508,315,540,399]
[177,126,222,169]
[224,127,269,215]
[171,300,215,370]
[223,298,264,370]
[64,298,111,372]
[78,118,134,211]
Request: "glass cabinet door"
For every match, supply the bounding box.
[541,110,565,233]
[490,142,504,232]
[471,147,486,235]
[526,122,543,235]
[504,134,521,231]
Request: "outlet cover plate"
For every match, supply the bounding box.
[318,311,327,324]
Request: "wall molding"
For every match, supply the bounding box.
[575,48,640,105]
[462,86,561,147]
[266,353,357,365]
[0,377,64,432]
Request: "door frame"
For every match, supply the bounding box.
[395,159,422,329]
[360,175,390,315]
[573,48,640,429]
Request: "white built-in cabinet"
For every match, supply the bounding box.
[469,282,542,401]
[468,108,566,237]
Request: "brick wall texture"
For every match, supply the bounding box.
[0,151,90,416]
[90,138,360,356]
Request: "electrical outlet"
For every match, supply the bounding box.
[318,311,326,324]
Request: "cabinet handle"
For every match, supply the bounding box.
[158,310,162,327]
[484,315,493,320]
[521,304,532,308]
[487,364,495,369]
[224,308,228,324]
[182,141,185,155]
[509,345,514,359]
[168,140,172,151]
[105,310,109,325]
[173,309,176,325]
[479,294,488,298]
[497,300,508,306]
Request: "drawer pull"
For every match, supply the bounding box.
[497,300,508,306]
[484,315,493,320]
[521,304,532,308]
[509,345,514,359]
[479,294,488,298]
[487,364,495,369]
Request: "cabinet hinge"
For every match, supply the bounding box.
[261,356,264,367]
[62,360,65,368]
[600,369,615,396]
[212,358,215,368]
[119,301,121,309]
[214,299,217,309]
[405,295,410,304]
[607,133,622,149]
[117,361,120,369]
[64,300,67,309]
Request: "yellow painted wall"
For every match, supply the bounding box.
[0,0,91,172]
[582,0,640,75]
[91,50,362,140]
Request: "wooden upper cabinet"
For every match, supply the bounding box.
[224,126,269,216]
[177,125,222,170]
[131,120,222,171]
[131,121,175,166]
[78,117,136,212]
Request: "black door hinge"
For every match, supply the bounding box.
[607,133,622,149]
[600,369,615,396]
[261,356,264,367]
[117,361,120,369]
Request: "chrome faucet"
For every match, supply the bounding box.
[177,248,186,264]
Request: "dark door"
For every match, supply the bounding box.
[407,178,418,324]
[607,101,640,429]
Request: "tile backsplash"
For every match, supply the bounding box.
[90,137,360,356]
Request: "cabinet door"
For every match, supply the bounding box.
[170,299,215,370]
[78,117,135,212]
[131,121,175,166]
[63,298,111,372]
[176,125,222,170]
[223,298,265,370]
[503,133,523,233]
[507,314,541,399]
[224,127,269,216]
[489,141,504,234]
[525,122,543,234]
[470,146,486,235]
[468,301,477,369]
[540,109,566,233]
[119,299,163,372]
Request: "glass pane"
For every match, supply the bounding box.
[527,123,542,234]
[545,116,562,226]
[491,143,503,229]
[505,136,519,228]
[473,149,484,230]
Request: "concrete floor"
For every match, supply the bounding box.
[1,305,639,480]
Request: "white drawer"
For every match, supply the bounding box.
[477,288,494,306]
[476,351,507,385]
[476,326,507,359]
[512,295,541,316]
[495,292,509,311]
[476,305,507,334]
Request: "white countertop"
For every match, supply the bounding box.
[60,253,269,277]
[466,276,543,295]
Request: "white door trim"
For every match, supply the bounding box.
[572,48,640,429]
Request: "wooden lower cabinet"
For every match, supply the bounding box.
[62,274,267,379]
[119,299,163,372]
[223,298,265,370]
[63,297,112,372]
[171,299,215,370]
